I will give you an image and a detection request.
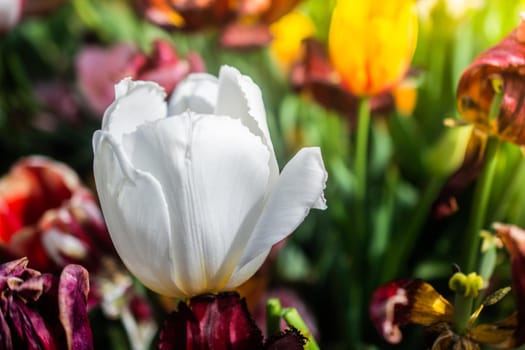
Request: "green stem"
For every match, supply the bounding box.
[282,308,320,350]
[452,294,474,335]
[354,98,371,241]
[461,137,500,273]
[266,298,283,337]
[379,176,445,283]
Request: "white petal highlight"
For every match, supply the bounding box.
[93,132,182,297]
[168,73,218,115]
[102,78,167,143]
[238,147,327,268]
[215,66,273,151]
[215,65,280,185]
[121,113,270,296]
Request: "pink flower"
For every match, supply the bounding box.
[76,40,205,116]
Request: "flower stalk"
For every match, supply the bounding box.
[461,136,500,273]
[461,83,503,273]
[449,272,483,335]
[282,308,320,350]
[355,98,371,241]
[266,298,283,337]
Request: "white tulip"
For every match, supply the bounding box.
[93,65,327,298]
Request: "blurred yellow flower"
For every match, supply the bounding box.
[270,11,315,71]
[328,0,418,96]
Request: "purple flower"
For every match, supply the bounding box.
[0,257,92,350]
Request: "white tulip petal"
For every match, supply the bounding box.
[102,78,167,143]
[168,73,218,115]
[215,65,279,184]
[93,131,183,297]
[238,147,327,268]
[225,249,270,289]
[121,113,270,296]
[215,66,273,152]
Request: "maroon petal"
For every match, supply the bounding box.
[158,292,264,350]
[8,300,55,350]
[494,223,525,345]
[264,328,306,350]
[158,301,200,350]
[58,264,93,350]
[0,304,13,350]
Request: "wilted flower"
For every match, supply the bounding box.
[93,65,327,298]
[371,222,525,350]
[457,14,525,145]
[0,257,92,350]
[76,39,204,115]
[369,278,522,348]
[158,292,306,349]
[0,156,156,349]
[328,0,418,96]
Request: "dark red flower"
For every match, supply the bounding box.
[0,257,92,350]
[158,292,306,350]
[457,15,525,145]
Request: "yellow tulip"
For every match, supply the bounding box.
[328,0,418,96]
[270,11,316,71]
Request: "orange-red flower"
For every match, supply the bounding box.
[457,15,525,145]
[328,0,418,96]
[0,156,114,272]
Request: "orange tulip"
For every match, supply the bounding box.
[328,0,418,96]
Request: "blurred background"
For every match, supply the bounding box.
[2,0,525,349]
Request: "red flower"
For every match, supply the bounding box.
[0,257,92,350]
[0,156,113,273]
